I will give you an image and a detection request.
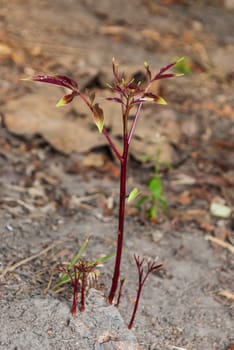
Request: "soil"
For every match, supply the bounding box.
[0,1,234,350]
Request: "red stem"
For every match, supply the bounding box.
[108,132,129,304]
[115,278,125,307]
[80,272,87,312]
[71,270,80,316]
[103,127,121,160]
[71,287,78,316]
[128,283,143,329]
[128,80,153,145]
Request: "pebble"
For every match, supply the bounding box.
[5,224,14,232]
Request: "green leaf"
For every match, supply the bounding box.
[135,195,149,209]
[68,237,89,269]
[148,205,157,218]
[127,187,140,203]
[159,197,168,212]
[52,273,72,289]
[173,56,193,75]
[52,241,114,291]
[156,96,167,105]
[54,237,89,289]
[148,177,162,199]
[93,253,115,265]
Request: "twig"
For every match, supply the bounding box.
[218,290,234,300]
[44,268,56,293]
[115,277,125,307]
[206,235,234,254]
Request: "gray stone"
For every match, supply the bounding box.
[0,289,141,350]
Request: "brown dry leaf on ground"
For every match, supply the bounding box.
[3,86,105,154]
[3,82,181,165]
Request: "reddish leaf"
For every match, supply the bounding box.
[93,103,104,133]
[153,58,184,81]
[56,92,78,107]
[153,73,176,80]
[126,82,140,90]
[157,61,178,74]
[112,57,119,82]
[31,74,78,90]
[140,92,167,105]
[89,91,96,105]
[144,61,152,80]
[106,97,123,104]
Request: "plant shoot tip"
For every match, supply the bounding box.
[177,57,185,63]
[20,77,31,81]
[158,97,167,105]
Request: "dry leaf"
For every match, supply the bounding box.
[3,87,105,154]
[218,290,234,300]
[82,152,105,168]
[176,191,192,205]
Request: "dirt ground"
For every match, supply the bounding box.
[0,1,234,349]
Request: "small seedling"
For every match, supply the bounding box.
[57,260,98,315]
[136,150,169,220]
[23,58,182,319]
[128,254,162,329]
[53,238,113,315]
[173,56,193,75]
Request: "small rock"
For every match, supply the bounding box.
[0,289,141,350]
[152,230,163,243]
[210,201,232,219]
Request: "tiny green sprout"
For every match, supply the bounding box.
[136,150,169,220]
[128,254,163,329]
[127,187,140,203]
[54,238,114,316]
[173,56,192,75]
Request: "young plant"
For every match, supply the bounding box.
[136,150,169,220]
[57,259,98,315]
[173,56,193,75]
[128,254,162,329]
[23,58,182,306]
[53,238,113,315]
